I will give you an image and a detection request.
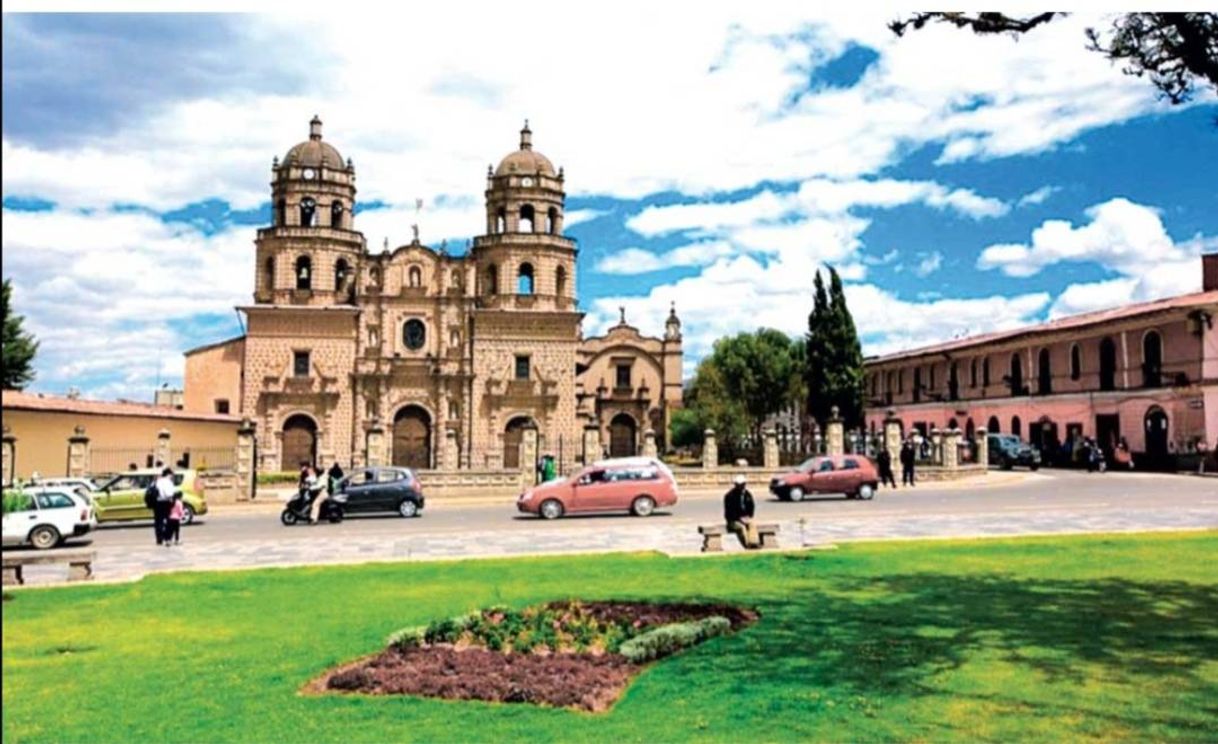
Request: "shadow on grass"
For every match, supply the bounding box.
[714,570,1218,733]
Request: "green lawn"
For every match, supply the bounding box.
[4,532,1217,742]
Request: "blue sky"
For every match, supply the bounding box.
[2,8,1216,401]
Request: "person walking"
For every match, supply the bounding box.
[877,447,898,489]
[166,492,184,546]
[153,467,177,546]
[723,474,760,549]
[900,439,917,487]
[326,461,345,496]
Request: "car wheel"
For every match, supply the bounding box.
[328,507,344,523]
[280,509,299,526]
[631,496,656,517]
[858,483,876,500]
[1030,463,1040,471]
[180,504,195,526]
[397,499,419,518]
[1002,458,1014,471]
[539,499,564,520]
[788,486,805,503]
[30,525,60,550]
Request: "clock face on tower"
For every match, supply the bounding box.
[520,176,534,187]
[302,168,316,180]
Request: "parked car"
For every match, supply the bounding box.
[769,455,880,501]
[987,434,1042,471]
[2,488,97,550]
[336,466,425,518]
[31,477,100,493]
[93,469,208,524]
[517,456,679,520]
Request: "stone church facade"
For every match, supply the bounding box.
[184,117,683,474]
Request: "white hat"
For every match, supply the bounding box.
[733,474,746,485]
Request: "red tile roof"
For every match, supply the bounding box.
[2,390,242,423]
[868,290,1218,365]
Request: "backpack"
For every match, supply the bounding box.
[144,483,159,509]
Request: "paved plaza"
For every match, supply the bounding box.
[8,471,1218,586]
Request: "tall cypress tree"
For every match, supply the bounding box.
[2,278,39,390]
[826,266,864,428]
[804,271,831,426]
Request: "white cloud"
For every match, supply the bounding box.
[1017,185,1059,207]
[3,208,251,398]
[595,242,736,275]
[976,197,1214,317]
[913,251,942,277]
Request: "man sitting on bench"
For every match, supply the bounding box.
[724,474,760,549]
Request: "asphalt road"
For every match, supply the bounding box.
[80,470,1218,549]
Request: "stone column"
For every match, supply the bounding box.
[234,418,257,501]
[702,429,718,470]
[67,426,91,478]
[942,428,960,470]
[883,413,902,467]
[155,428,171,468]
[2,425,15,487]
[975,427,989,469]
[930,428,943,466]
[583,424,601,465]
[366,419,386,467]
[826,406,845,457]
[520,425,538,488]
[642,428,657,459]
[442,429,459,471]
[763,428,779,470]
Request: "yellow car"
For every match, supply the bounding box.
[94,469,208,524]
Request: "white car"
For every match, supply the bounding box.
[33,477,100,493]
[2,489,97,550]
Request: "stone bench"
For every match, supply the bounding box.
[2,549,97,586]
[698,523,780,552]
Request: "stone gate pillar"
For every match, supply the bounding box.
[642,428,658,459]
[763,428,779,469]
[155,428,171,468]
[702,429,718,470]
[366,419,386,467]
[826,407,845,457]
[930,428,943,465]
[975,427,989,469]
[67,426,91,478]
[942,428,961,470]
[883,413,902,467]
[520,425,538,488]
[234,418,257,501]
[583,424,601,466]
[2,425,15,487]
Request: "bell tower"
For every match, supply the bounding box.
[472,122,575,311]
[254,115,364,306]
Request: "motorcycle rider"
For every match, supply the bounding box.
[304,466,328,524]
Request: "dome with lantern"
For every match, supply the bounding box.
[494,121,557,177]
[283,115,345,169]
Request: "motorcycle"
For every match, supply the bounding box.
[280,487,346,526]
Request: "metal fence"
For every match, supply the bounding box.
[170,447,236,472]
[90,447,156,475]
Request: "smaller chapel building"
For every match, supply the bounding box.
[184,117,683,473]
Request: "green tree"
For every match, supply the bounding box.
[711,329,801,441]
[684,357,749,451]
[667,408,703,449]
[2,278,39,390]
[889,13,1218,105]
[804,266,865,430]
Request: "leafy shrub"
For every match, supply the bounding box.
[618,616,731,663]
[256,471,301,486]
[3,490,33,515]
[386,626,426,649]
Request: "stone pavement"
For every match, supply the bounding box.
[9,502,1217,587]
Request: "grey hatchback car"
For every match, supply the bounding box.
[337,466,425,518]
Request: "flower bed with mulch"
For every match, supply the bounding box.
[312,600,757,711]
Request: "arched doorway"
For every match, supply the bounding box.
[503,416,533,469]
[393,406,431,469]
[1144,406,1169,462]
[609,413,638,458]
[987,416,1000,434]
[1011,416,1022,438]
[1009,353,1023,395]
[1142,331,1163,388]
[281,414,317,471]
[1031,417,1059,463]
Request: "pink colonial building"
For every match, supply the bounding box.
[863,254,1218,468]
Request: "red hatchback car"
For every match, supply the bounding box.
[517,457,679,520]
[769,455,880,502]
